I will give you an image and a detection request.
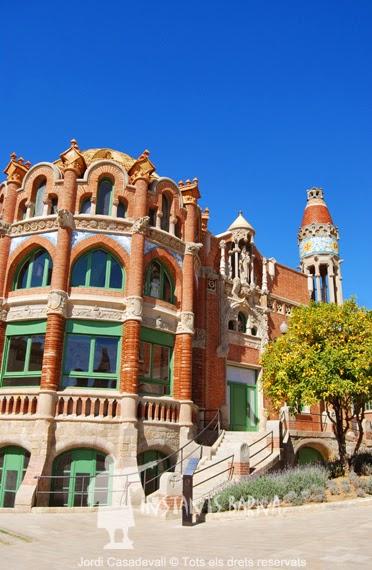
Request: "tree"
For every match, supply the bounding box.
[261,299,372,467]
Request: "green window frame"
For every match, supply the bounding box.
[0,446,30,508]
[96,178,114,216]
[144,260,175,304]
[138,328,174,396]
[0,321,46,388]
[13,249,52,290]
[62,320,122,390]
[70,249,124,290]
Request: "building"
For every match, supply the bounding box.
[0,140,347,509]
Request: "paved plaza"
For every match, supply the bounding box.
[0,502,371,570]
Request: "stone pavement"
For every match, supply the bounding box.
[0,502,371,570]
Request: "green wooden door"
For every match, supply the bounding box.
[0,447,30,508]
[229,382,258,431]
[297,447,324,465]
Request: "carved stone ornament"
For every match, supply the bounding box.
[10,218,58,235]
[47,290,69,316]
[184,242,203,256]
[7,304,47,322]
[176,311,194,334]
[57,209,75,230]
[123,296,143,322]
[0,220,10,235]
[69,305,124,321]
[131,216,150,235]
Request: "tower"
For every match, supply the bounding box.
[298,187,343,304]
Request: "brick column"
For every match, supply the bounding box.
[174,181,201,428]
[39,141,85,411]
[0,155,30,366]
[120,174,150,421]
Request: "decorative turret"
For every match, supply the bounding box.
[219,212,256,285]
[298,188,343,304]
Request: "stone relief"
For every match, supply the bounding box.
[57,209,75,230]
[184,242,203,256]
[142,315,176,333]
[47,290,69,316]
[123,296,143,322]
[69,305,124,321]
[147,228,185,256]
[176,311,194,334]
[74,217,132,234]
[131,216,150,235]
[7,304,48,322]
[9,218,58,236]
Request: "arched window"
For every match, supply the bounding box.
[17,200,27,221]
[0,446,30,507]
[71,249,124,290]
[144,260,174,303]
[238,312,247,333]
[79,197,91,214]
[50,196,58,215]
[50,449,112,507]
[96,178,113,215]
[14,249,53,290]
[34,179,46,217]
[116,199,127,219]
[161,194,171,232]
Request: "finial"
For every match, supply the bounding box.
[70,138,79,149]
[10,152,16,161]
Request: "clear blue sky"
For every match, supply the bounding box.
[1,1,371,306]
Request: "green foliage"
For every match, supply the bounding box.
[326,459,345,479]
[210,465,328,512]
[261,300,372,464]
[350,452,372,476]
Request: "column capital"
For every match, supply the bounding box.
[128,150,155,184]
[59,139,86,176]
[3,153,30,185]
[179,178,200,204]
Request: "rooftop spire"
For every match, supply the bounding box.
[301,187,333,227]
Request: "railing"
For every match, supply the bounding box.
[55,393,120,420]
[182,453,235,527]
[0,392,38,417]
[137,397,180,424]
[196,408,221,445]
[248,431,274,470]
[288,412,327,432]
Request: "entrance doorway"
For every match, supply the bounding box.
[228,365,258,431]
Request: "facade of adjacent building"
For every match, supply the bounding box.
[0,141,350,509]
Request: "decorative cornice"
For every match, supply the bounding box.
[9,217,58,236]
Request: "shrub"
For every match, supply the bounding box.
[326,459,345,479]
[365,477,372,495]
[351,452,372,476]
[356,488,366,498]
[210,465,328,512]
[309,485,326,502]
[341,480,351,494]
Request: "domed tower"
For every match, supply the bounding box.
[298,187,343,304]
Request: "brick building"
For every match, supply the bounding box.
[0,141,347,509]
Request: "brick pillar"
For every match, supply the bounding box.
[121,175,149,397]
[39,141,85,405]
[174,183,201,427]
[0,155,30,365]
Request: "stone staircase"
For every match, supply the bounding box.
[192,430,281,501]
